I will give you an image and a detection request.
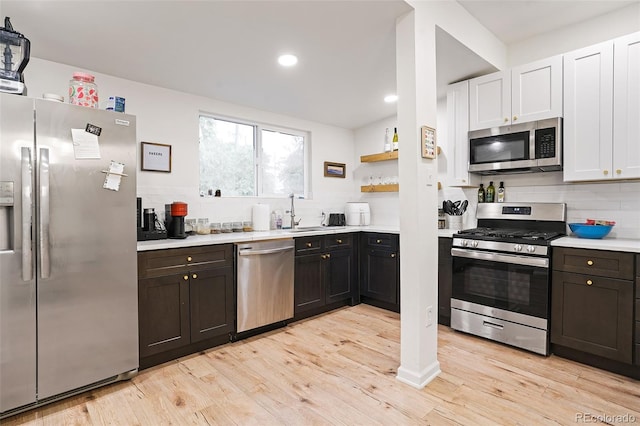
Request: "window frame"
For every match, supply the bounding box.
[199,113,311,198]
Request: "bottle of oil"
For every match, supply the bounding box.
[486,181,495,203]
[497,181,505,203]
[384,128,391,152]
[478,183,485,203]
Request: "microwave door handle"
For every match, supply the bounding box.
[39,148,51,279]
[530,129,536,161]
[21,147,33,281]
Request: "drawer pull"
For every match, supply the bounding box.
[336,239,343,244]
[306,242,312,248]
[187,256,193,262]
[376,239,382,244]
[321,254,327,260]
[587,260,594,266]
[391,253,396,258]
[586,279,593,286]
[326,253,331,259]
[183,275,189,281]
[192,273,198,279]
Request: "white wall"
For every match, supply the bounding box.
[508,3,640,66]
[353,116,399,226]
[24,58,359,227]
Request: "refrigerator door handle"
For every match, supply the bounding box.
[21,147,33,281]
[39,148,51,279]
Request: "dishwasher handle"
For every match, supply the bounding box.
[238,246,294,256]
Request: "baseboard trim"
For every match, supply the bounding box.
[396,360,441,389]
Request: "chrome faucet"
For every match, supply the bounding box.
[288,193,301,229]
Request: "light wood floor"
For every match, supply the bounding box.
[5,304,640,425]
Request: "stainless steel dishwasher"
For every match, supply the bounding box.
[236,239,295,333]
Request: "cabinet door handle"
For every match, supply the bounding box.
[513,115,518,121]
[321,254,327,260]
[187,256,192,262]
[326,253,331,259]
[183,275,189,281]
[616,169,622,175]
[376,239,382,244]
[504,117,508,123]
[586,279,593,286]
[603,170,609,175]
[192,273,198,279]
[391,253,396,258]
[336,239,343,244]
[306,242,312,248]
[587,260,594,266]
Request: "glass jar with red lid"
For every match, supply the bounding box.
[69,72,99,108]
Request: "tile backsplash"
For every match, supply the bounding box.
[441,172,640,239]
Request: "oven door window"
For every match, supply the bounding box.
[452,256,549,318]
[469,131,529,164]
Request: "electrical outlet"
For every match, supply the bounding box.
[426,305,433,327]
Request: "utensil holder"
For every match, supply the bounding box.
[446,214,463,230]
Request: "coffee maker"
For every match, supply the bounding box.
[165,201,188,239]
[0,17,30,95]
[136,197,167,241]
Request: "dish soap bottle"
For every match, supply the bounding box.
[497,181,505,203]
[392,127,399,151]
[384,128,391,152]
[486,181,495,203]
[478,183,485,203]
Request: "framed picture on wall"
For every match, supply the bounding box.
[421,125,436,159]
[141,142,172,172]
[324,161,346,178]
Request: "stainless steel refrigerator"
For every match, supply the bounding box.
[0,93,138,417]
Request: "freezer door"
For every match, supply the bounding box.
[0,94,37,413]
[34,100,138,400]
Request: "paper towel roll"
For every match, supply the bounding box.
[252,204,271,231]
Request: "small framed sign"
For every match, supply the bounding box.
[141,142,171,172]
[324,161,346,178]
[421,125,437,159]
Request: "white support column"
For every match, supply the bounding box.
[395,8,441,389]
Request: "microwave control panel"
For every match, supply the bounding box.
[535,128,556,159]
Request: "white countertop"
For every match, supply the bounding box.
[137,225,399,251]
[552,236,640,253]
[438,229,460,238]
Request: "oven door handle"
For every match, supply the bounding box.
[451,248,549,268]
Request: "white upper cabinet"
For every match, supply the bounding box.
[511,55,563,124]
[469,55,563,131]
[446,80,478,187]
[613,32,640,180]
[469,71,511,130]
[564,31,640,182]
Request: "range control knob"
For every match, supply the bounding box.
[471,241,479,248]
[514,244,523,252]
[461,240,468,247]
[526,245,536,253]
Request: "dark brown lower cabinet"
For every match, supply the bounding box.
[438,237,453,326]
[360,233,399,313]
[138,244,234,369]
[294,234,357,320]
[551,271,633,363]
[551,247,637,376]
[636,255,640,366]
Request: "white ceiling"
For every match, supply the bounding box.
[1,1,636,130]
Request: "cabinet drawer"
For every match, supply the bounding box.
[324,233,353,250]
[553,247,634,280]
[364,233,399,250]
[139,245,233,278]
[636,254,640,278]
[295,236,323,254]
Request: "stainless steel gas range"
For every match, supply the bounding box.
[450,202,566,355]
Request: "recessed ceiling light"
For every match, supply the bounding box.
[278,54,298,67]
[384,94,398,103]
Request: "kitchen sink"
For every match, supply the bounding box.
[286,226,328,233]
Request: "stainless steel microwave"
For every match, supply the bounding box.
[468,117,562,174]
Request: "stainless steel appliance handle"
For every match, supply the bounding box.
[483,321,504,330]
[39,148,51,279]
[451,247,549,268]
[238,246,294,256]
[21,147,33,281]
